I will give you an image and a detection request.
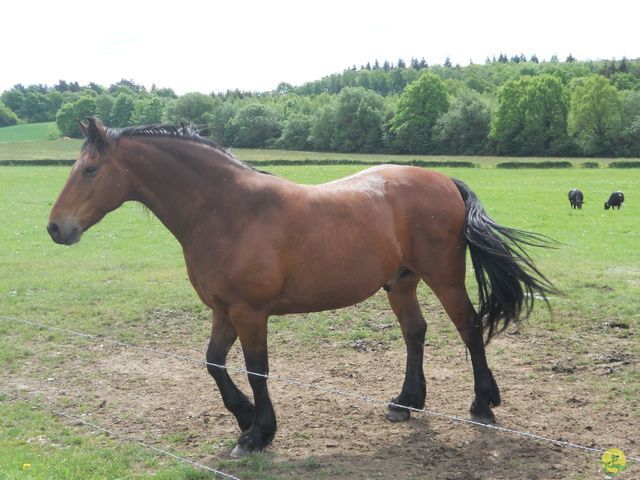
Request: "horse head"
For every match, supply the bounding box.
[47,117,131,245]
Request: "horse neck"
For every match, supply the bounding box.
[119,137,253,244]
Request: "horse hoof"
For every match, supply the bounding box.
[470,408,496,424]
[230,444,251,458]
[386,408,411,422]
[471,412,496,424]
[470,398,497,424]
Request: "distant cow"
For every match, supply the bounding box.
[568,189,584,209]
[604,191,624,210]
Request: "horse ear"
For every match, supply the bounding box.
[77,119,89,138]
[84,117,108,152]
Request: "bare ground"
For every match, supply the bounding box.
[5,307,639,480]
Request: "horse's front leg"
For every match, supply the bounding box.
[206,309,255,432]
[228,304,276,457]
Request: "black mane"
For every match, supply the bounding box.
[107,123,226,152]
[101,123,268,173]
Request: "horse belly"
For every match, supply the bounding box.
[273,228,401,314]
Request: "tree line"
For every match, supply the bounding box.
[1,56,639,157]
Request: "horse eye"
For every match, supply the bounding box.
[83,165,99,177]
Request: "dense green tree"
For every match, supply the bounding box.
[617,90,640,155]
[3,85,68,122]
[165,92,216,125]
[109,92,136,127]
[21,90,47,122]
[151,86,178,98]
[55,95,98,137]
[389,69,406,93]
[276,82,294,94]
[491,75,571,155]
[21,90,48,122]
[620,90,640,125]
[1,86,26,116]
[54,80,81,93]
[14,87,62,122]
[227,103,282,148]
[568,76,622,155]
[434,88,492,154]
[131,95,166,125]
[277,93,315,119]
[309,103,337,151]
[521,75,571,155]
[0,100,19,126]
[610,72,638,91]
[87,82,106,94]
[108,79,146,94]
[207,102,236,145]
[280,114,312,150]
[390,73,449,153]
[330,87,385,152]
[45,91,63,120]
[464,65,492,93]
[95,94,114,125]
[490,79,528,154]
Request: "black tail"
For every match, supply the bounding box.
[452,179,558,344]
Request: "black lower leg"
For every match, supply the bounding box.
[386,280,427,422]
[387,344,426,421]
[206,340,255,431]
[234,353,276,454]
[464,317,501,423]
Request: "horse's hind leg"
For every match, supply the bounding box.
[206,308,255,432]
[386,272,427,422]
[462,312,501,423]
[427,276,501,424]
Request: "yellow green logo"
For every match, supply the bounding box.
[601,448,627,475]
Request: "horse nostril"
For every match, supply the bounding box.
[47,222,60,238]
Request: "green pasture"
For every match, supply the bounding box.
[0,123,57,143]
[1,163,639,478]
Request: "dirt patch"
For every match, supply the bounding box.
[5,319,639,479]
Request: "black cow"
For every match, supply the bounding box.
[604,191,624,210]
[568,189,584,209]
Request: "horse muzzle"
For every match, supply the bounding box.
[47,219,83,245]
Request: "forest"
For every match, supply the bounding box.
[1,55,639,157]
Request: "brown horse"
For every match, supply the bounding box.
[48,118,555,456]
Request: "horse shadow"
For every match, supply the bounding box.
[276,416,589,480]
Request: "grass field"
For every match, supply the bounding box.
[1,148,639,477]
[0,123,59,143]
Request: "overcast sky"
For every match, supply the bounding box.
[2,0,638,95]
